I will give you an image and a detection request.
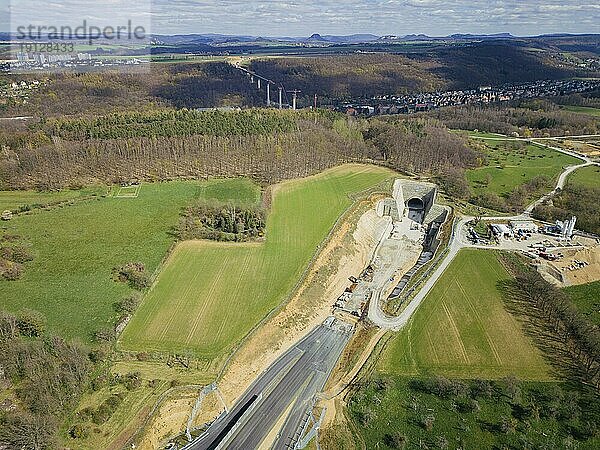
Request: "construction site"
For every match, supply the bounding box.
[333,175,600,322]
[464,216,600,287]
[334,179,449,318]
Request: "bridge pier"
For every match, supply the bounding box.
[266,83,271,106]
[278,87,283,109]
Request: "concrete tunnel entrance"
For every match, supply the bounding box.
[406,197,425,223]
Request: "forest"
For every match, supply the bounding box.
[363,117,480,174]
[0,123,371,189]
[428,96,600,137]
[0,112,478,190]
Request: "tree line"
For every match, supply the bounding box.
[501,256,600,388]
[42,109,300,141]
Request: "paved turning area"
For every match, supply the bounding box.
[185,318,352,450]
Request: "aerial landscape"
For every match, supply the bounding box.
[1,1,600,449]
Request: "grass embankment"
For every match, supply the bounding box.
[0,179,258,340]
[120,165,394,358]
[466,141,580,198]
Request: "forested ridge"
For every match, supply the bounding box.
[0,62,264,117]
[43,109,299,140]
[0,110,477,190]
[413,43,586,89]
[249,54,444,105]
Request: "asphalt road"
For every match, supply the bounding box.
[184,318,352,450]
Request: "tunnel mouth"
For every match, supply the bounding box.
[406,197,425,210]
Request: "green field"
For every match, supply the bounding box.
[0,186,105,212]
[343,249,598,450]
[379,249,552,380]
[568,165,600,189]
[0,179,259,340]
[563,105,600,117]
[120,165,393,357]
[466,142,580,197]
[565,281,600,326]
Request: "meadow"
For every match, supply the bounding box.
[338,250,600,450]
[564,281,600,326]
[568,164,600,189]
[562,105,600,117]
[120,165,393,358]
[378,249,552,380]
[0,178,259,340]
[0,186,105,212]
[466,141,580,197]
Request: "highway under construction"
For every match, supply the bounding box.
[184,319,352,450]
[183,142,599,448]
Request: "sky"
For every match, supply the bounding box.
[2,0,600,37]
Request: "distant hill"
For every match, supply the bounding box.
[1,31,598,52]
[147,32,531,47]
[449,33,514,39]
